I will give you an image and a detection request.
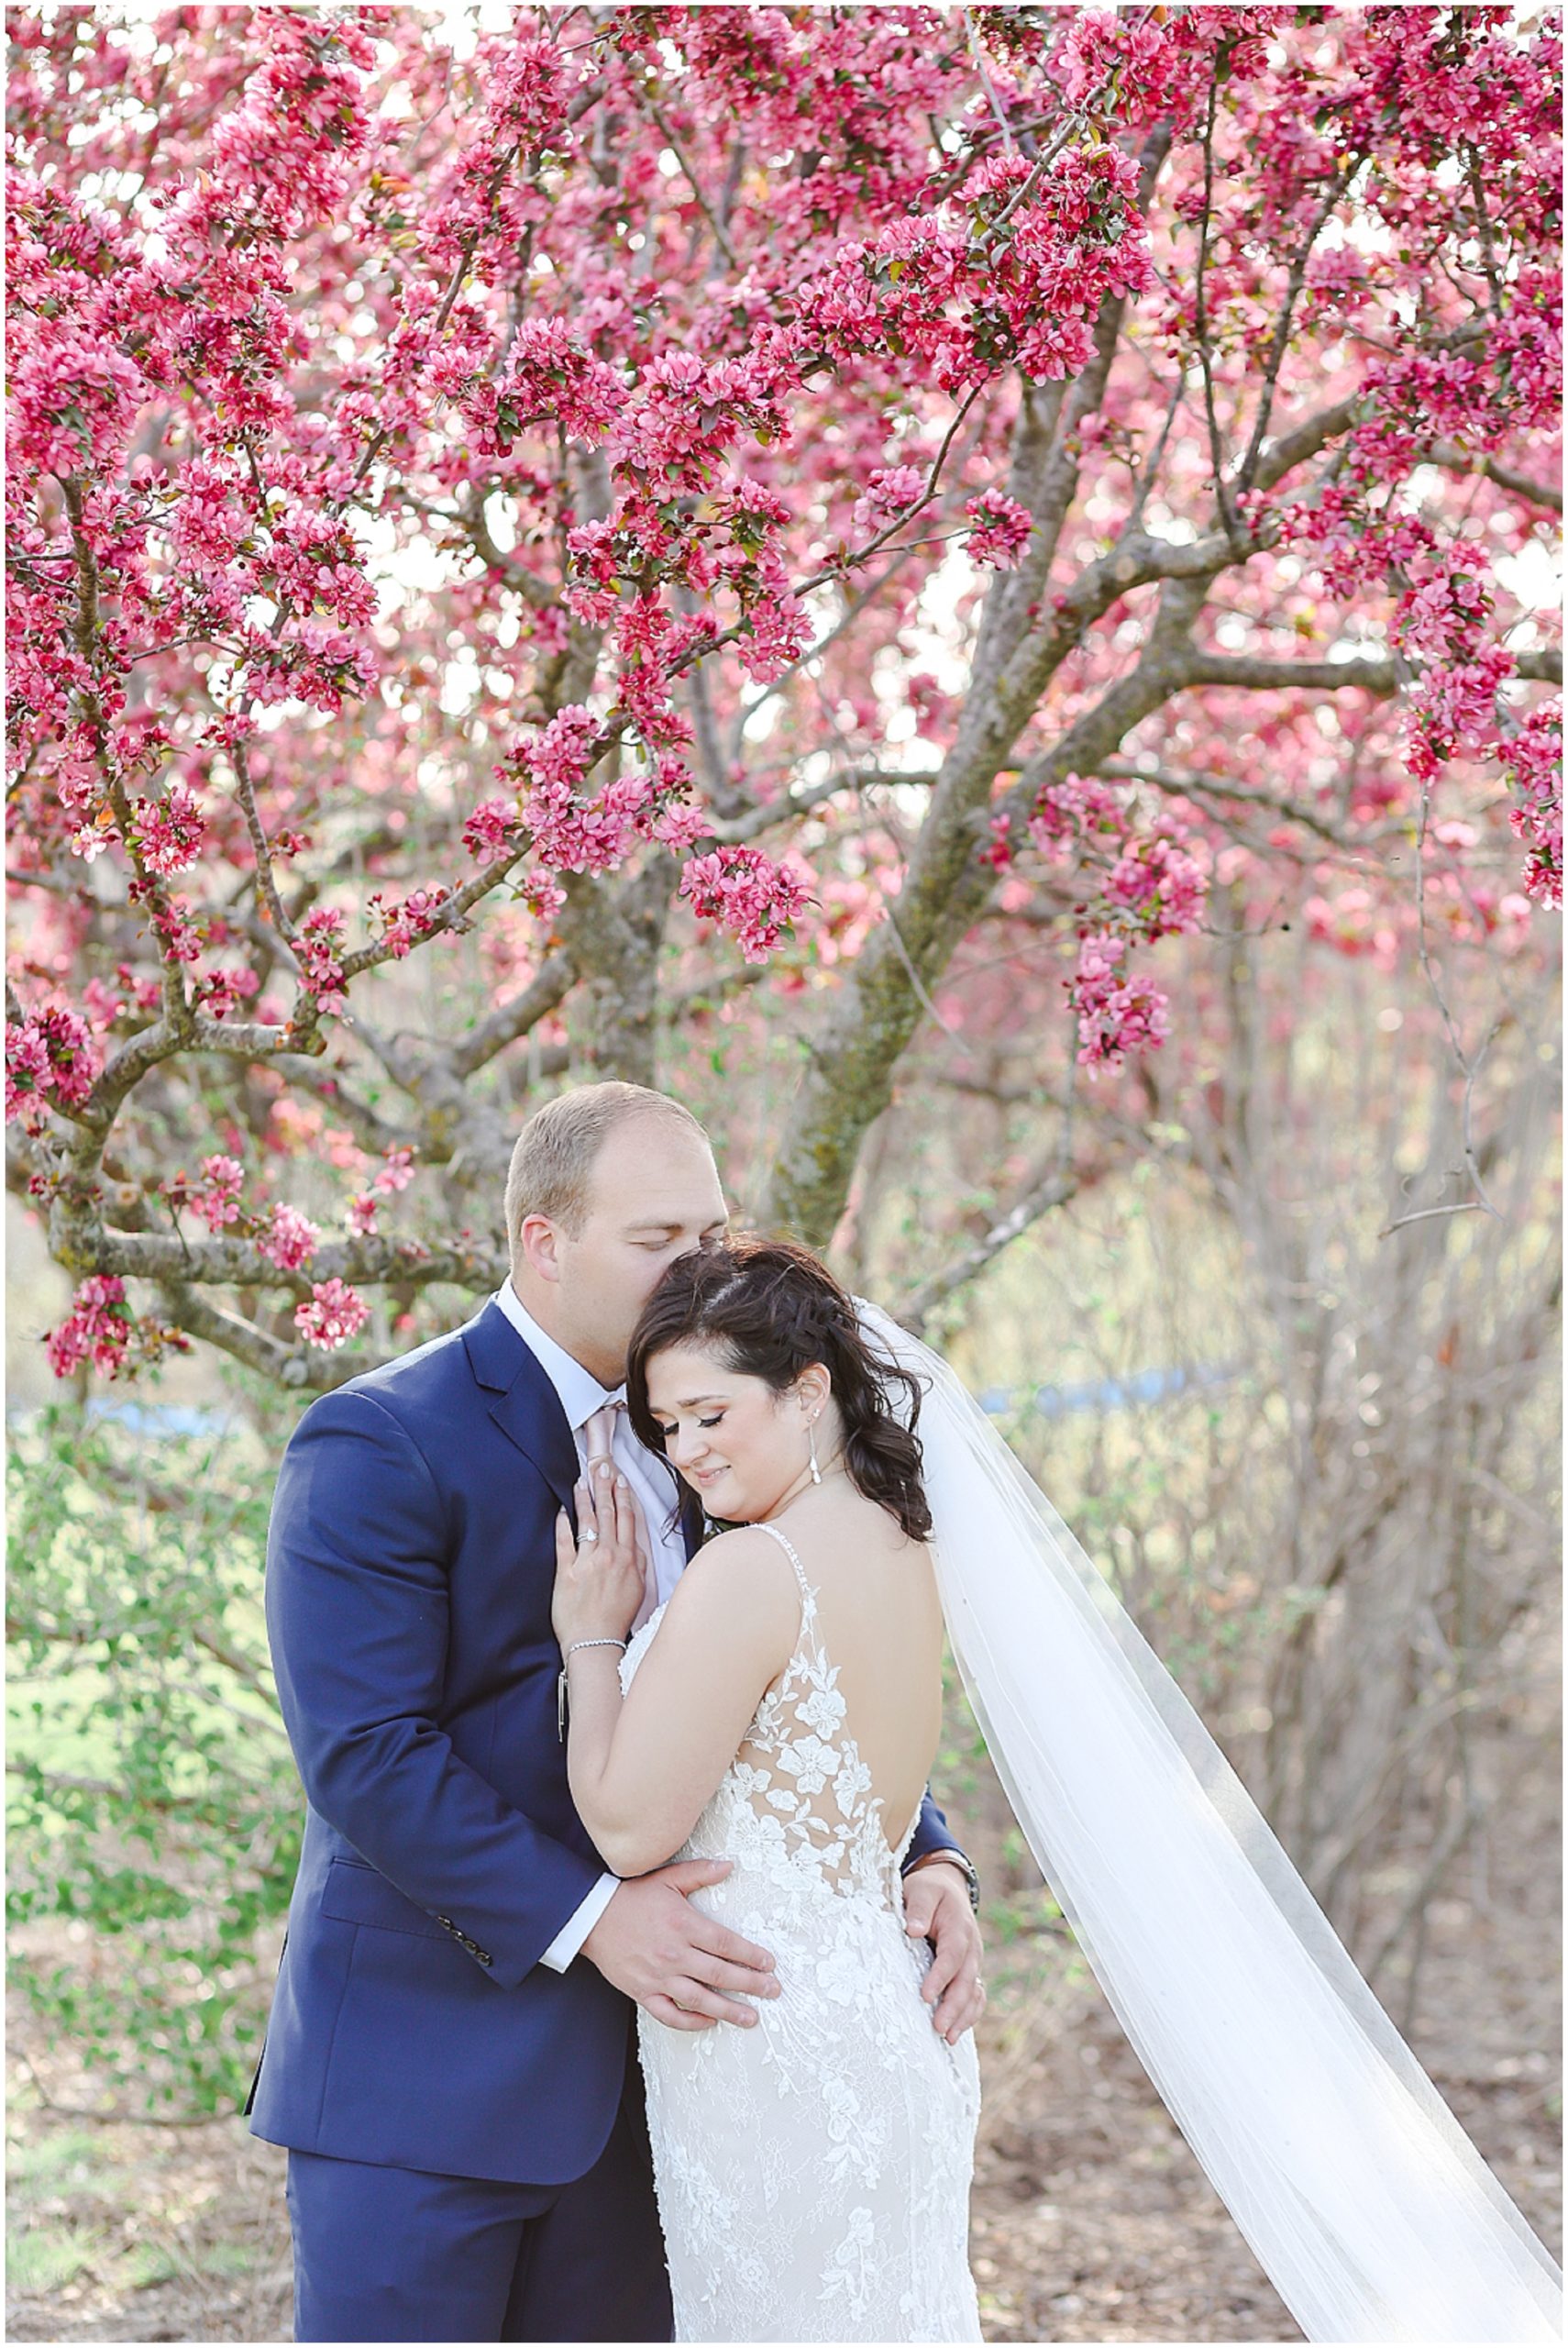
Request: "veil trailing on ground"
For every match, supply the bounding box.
[860,1301,1562,2346]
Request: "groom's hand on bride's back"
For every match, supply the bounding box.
[580,1858,780,2032]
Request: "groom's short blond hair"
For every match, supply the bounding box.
[505,1083,706,1258]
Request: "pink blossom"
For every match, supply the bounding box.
[680,846,812,963]
[463,800,524,863]
[1068,936,1171,1072]
[1500,702,1563,908]
[259,1202,321,1271]
[734,594,811,685]
[1103,828,1209,941]
[965,489,1033,571]
[564,519,623,625]
[46,1275,131,1379]
[648,802,713,852]
[70,814,122,863]
[131,783,207,877]
[144,895,204,966]
[193,1154,244,1231]
[6,1007,97,1124]
[508,704,601,795]
[8,335,148,475]
[81,976,127,1030]
[852,465,925,533]
[981,812,1015,870]
[204,13,377,241]
[5,2,1561,1355]
[371,1146,417,1197]
[195,964,263,1021]
[295,1277,370,1350]
[368,887,450,960]
[297,907,347,1008]
[524,774,655,878]
[469,318,624,453]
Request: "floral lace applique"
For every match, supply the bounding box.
[620,1518,982,2343]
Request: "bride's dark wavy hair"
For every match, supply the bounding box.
[625,1236,932,1543]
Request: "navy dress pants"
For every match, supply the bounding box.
[287,2064,673,2343]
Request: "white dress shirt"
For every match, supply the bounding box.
[491,1281,690,1972]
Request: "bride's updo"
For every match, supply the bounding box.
[625,1236,933,1542]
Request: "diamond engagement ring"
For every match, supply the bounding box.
[580,1529,599,1543]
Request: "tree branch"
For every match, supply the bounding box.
[1421,442,1562,515]
[228,741,300,949]
[895,1162,1079,1335]
[153,1280,384,1392]
[1182,647,1562,693]
[1239,154,1362,491]
[448,949,576,1080]
[85,1227,509,1294]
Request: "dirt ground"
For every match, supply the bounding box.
[9,1781,1560,2347]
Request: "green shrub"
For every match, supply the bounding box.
[7,1407,300,2115]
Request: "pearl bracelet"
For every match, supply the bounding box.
[558,1637,628,1740]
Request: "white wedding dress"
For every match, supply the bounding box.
[620,1518,982,2344]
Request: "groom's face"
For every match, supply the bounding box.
[539,1119,728,1386]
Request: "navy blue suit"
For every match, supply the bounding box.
[249,1298,966,2340]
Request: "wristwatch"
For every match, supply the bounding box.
[907,1847,981,1914]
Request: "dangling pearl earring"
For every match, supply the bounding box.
[807,1412,823,1485]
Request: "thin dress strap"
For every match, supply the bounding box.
[753,1516,812,1604]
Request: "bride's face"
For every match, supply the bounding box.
[645,1341,827,1523]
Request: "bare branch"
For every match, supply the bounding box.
[1422,442,1562,515]
[1239,155,1362,492]
[895,1162,1079,1335]
[228,740,300,948]
[448,949,576,1080]
[446,486,563,606]
[730,543,925,760]
[1182,647,1562,693]
[1191,53,1240,542]
[1097,759,1387,849]
[643,94,741,271]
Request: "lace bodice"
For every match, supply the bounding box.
[619,1514,981,2343]
[622,1517,917,1905]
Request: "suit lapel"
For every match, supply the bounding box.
[463,1301,580,1516]
[464,1298,709,1548]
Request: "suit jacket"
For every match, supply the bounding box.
[248,1298,966,2185]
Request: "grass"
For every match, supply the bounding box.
[6,2107,267,2318]
[6,2226,105,2295]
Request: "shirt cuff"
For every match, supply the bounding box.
[537,1871,620,1972]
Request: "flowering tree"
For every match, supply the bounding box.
[7,1,1561,1391]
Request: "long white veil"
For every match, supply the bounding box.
[860,1301,1562,2345]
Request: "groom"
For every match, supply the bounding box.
[248,1081,984,2342]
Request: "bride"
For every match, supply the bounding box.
[553,1234,1562,2346]
[554,1236,982,2343]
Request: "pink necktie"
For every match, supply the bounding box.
[580,1401,658,1634]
